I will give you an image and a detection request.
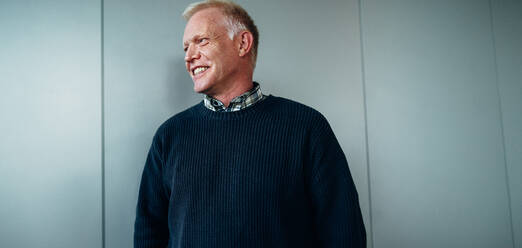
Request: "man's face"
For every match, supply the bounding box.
[183,8,239,96]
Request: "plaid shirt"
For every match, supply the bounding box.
[203,82,266,112]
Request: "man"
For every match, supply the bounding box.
[134,0,366,247]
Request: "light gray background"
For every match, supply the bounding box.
[1,0,520,248]
[0,0,102,247]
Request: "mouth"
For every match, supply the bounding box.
[192,66,210,77]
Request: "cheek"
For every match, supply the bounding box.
[204,43,225,61]
[200,44,213,56]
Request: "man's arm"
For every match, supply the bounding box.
[308,115,367,247]
[134,132,170,247]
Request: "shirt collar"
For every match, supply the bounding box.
[204,82,265,112]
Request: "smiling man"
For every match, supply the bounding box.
[134,1,366,247]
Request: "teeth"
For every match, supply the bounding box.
[193,67,208,75]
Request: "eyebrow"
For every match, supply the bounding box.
[183,34,202,48]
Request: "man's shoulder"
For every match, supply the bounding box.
[154,101,202,137]
[269,95,327,122]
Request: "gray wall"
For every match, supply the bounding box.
[362,0,514,247]
[492,0,522,247]
[1,1,520,248]
[0,0,102,247]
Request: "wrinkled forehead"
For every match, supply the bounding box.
[182,8,227,45]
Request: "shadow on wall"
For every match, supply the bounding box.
[167,56,201,112]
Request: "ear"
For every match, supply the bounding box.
[237,30,254,57]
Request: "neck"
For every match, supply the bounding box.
[207,70,254,107]
[211,81,254,107]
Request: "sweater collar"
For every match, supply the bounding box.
[203,82,265,112]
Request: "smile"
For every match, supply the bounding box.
[193,66,209,76]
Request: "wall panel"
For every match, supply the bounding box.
[0,1,102,247]
[104,0,370,246]
[361,0,513,247]
[491,0,522,247]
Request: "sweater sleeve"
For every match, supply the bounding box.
[134,131,170,248]
[308,116,366,247]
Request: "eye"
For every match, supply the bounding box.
[198,38,208,44]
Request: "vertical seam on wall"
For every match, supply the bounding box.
[101,0,106,247]
[487,0,515,247]
[358,0,374,247]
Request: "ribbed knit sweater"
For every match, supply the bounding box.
[134,95,366,248]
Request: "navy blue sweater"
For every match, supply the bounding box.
[135,95,366,247]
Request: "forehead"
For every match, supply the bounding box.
[183,8,226,45]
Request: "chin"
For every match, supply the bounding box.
[193,80,212,94]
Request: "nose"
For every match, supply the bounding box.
[184,44,200,63]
